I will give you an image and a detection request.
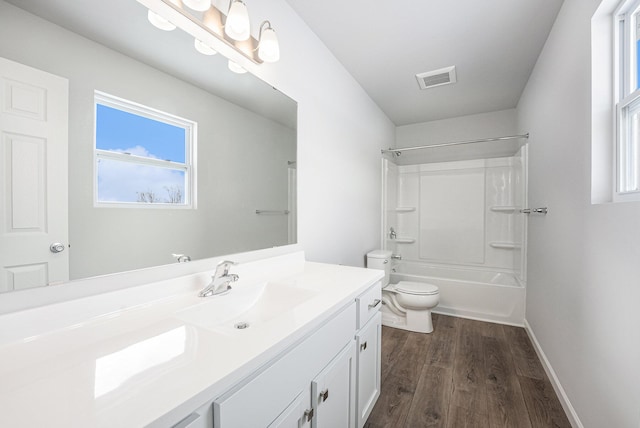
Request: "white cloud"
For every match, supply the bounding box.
[97,146,185,204]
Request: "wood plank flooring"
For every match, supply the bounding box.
[364,315,571,428]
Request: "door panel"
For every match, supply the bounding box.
[356,313,381,428]
[312,341,356,428]
[0,56,69,292]
[268,390,310,428]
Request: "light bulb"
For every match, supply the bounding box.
[147,10,176,31]
[183,0,211,11]
[194,39,217,55]
[225,0,250,41]
[228,60,247,74]
[258,26,280,63]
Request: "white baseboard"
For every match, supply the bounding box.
[523,319,583,428]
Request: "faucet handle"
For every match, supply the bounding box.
[215,260,238,276]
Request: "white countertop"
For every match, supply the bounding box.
[0,253,382,427]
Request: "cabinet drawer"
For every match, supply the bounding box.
[172,400,213,428]
[213,303,356,428]
[356,282,382,330]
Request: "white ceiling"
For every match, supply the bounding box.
[284,0,564,126]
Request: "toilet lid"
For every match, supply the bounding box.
[395,281,439,295]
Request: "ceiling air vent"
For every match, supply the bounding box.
[415,66,457,90]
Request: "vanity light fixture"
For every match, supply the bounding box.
[257,21,279,63]
[139,0,280,65]
[228,60,248,74]
[194,39,217,55]
[147,9,176,31]
[225,0,251,41]
[182,0,211,12]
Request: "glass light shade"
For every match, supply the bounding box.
[182,0,211,11]
[228,60,247,74]
[194,39,217,55]
[225,1,250,41]
[258,27,280,63]
[147,10,176,31]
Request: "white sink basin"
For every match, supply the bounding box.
[175,281,318,333]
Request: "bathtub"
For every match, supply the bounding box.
[389,261,525,326]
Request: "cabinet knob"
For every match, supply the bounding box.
[360,341,368,352]
[304,408,314,422]
[319,388,329,402]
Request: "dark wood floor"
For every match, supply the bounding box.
[364,314,572,428]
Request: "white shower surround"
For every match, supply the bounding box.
[383,152,527,325]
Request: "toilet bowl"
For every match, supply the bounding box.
[366,250,440,333]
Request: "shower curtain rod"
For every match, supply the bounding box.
[380,133,529,156]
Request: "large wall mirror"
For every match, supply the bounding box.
[0,0,297,294]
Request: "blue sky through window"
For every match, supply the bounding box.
[96,104,186,163]
[95,100,191,205]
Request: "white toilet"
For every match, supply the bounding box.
[366,250,440,333]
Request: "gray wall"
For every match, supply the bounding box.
[396,108,518,147]
[0,3,295,279]
[241,1,395,267]
[517,0,640,426]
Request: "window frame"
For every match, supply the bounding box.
[614,0,640,202]
[93,91,197,209]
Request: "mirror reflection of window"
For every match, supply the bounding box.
[94,92,196,208]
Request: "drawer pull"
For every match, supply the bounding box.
[319,388,329,402]
[360,341,368,352]
[304,408,314,422]
[368,299,381,309]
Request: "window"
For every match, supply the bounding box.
[615,0,640,201]
[94,92,195,207]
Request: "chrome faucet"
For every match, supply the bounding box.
[199,260,239,297]
[389,227,397,239]
[172,253,191,263]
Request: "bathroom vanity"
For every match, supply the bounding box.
[0,248,382,428]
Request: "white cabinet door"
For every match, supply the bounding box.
[214,305,356,428]
[0,56,69,292]
[312,342,356,428]
[268,390,311,428]
[356,312,381,428]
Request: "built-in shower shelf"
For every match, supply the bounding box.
[489,242,521,249]
[394,238,416,244]
[395,207,416,213]
[490,206,521,213]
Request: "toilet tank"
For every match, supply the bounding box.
[366,250,392,286]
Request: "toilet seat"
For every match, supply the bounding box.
[394,281,439,296]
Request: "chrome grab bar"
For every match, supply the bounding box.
[255,209,290,215]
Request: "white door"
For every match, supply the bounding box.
[0,57,69,292]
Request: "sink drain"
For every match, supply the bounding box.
[234,321,250,330]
